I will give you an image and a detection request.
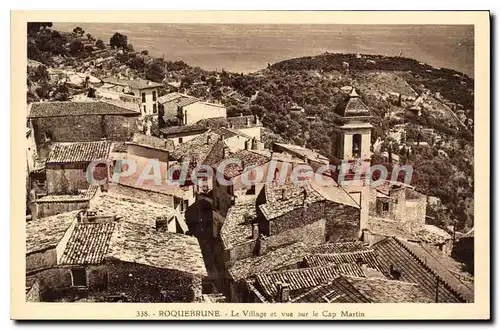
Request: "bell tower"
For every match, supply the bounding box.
[331,88,373,235]
[334,88,373,162]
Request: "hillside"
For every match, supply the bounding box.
[26,24,475,231]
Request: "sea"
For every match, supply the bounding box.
[53,23,474,77]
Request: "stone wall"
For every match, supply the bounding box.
[106,259,202,302]
[127,143,170,163]
[267,201,360,242]
[31,114,138,158]
[46,163,92,195]
[267,218,326,249]
[33,200,89,220]
[26,248,58,273]
[107,183,175,207]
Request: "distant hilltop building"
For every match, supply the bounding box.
[101,77,163,117]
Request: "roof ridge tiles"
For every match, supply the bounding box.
[391,237,467,302]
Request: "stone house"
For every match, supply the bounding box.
[31,185,99,221]
[156,92,227,127]
[196,115,263,142]
[28,101,140,159]
[256,182,360,243]
[157,92,200,127]
[178,101,227,126]
[26,193,203,302]
[159,125,209,146]
[45,141,112,195]
[101,77,163,117]
[368,181,427,233]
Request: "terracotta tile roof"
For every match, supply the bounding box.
[59,222,116,265]
[395,238,474,302]
[367,217,419,241]
[304,250,385,273]
[111,142,128,153]
[107,221,207,276]
[212,127,249,140]
[47,141,112,163]
[35,186,99,203]
[28,101,140,118]
[159,125,208,137]
[131,133,174,151]
[293,276,434,303]
[26,211,77,254]
[170,131,221,164]
[310,241,371,254]
[372,237,472,302]
[195,115,261,130]
[217,149,270,179]
[310,174,361,207]
[227,115,262,128]
[157,92,196,105]
[254,264,366,302]
[333,88,371,118]
[414,225,452,245]
[229,242,311,282]
[195,117,229,129]
[90,192,176,228]
[258,182,324,221]
[101,77,163,90]
[273,143,329,164]
[220,198,256,250]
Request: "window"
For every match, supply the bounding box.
[141,92,146,103]
[352,134,362,158]
[153,103,157,114]
[143,105,146,113]
[71,268,87,287]
[382,202,389,212]
[247,185,256,195]
[178,137,183,144]
[152,91,157,101]
[44,131,53,142]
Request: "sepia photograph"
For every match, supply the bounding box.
[11,10,490,320]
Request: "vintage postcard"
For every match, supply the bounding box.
[11,11,490,320]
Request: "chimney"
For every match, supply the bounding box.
[251,137,258,150]
[281,188,288,200]
[255,116,260,125]
[257,234,267,256]
[155,216,168,231]
[244,139,251,150]
[246,117,251,126]
[279,283,290,303]
[252,223,259,239]
[206,134,212,145]
[302,189,308,207]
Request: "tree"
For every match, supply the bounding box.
[72,26,85,37]
[27,22,52,35]
[127,43,135,52]
[84,45,94,54]
[69,40,84,56]
[86,33,95,41]
[141,50,149,55]
[146,60,165,83]
[95,39,105,49]
[127,57,145,70]
[110,32,128,49]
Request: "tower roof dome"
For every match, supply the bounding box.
[334,87,371,117]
